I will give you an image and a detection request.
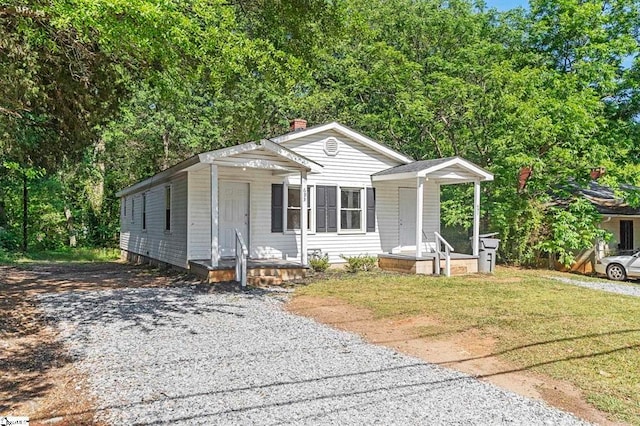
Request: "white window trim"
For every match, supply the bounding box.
[338,186,366,234]
[164,185,172,234]
[283,183,315,234]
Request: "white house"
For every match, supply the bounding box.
[116,121,493,282]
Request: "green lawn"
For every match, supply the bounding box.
[0,247,120,264]
[297,268,640,424]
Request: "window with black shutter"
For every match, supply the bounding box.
[271,184,284,232]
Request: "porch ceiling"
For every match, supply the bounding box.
[371,156,493,184]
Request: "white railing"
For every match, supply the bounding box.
[235,228,248,288]
[434,232,454,277]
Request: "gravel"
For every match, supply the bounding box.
[40,286,589,425]
[548,276,640,298]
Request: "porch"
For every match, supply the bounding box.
[189,258,308,285]
[372,157,494,276]
[378,253,478,276]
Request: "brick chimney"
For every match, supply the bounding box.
[590,167,605,180]
[290,118,307,132]
[518,166,532,192]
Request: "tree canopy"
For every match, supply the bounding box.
[1,0,639,264]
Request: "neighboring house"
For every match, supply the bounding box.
[564,180,640,273]
[116,121,493,282]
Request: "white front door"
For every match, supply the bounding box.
[399,188,416,247]
[219,181,249,257]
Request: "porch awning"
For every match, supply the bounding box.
[116,139,323,197]
[371,156,493,184]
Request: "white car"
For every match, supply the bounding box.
[595,252,640,281]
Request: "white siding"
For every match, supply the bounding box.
[374,179,440,253]
[600,217,640,253]
[119,173,188,268]
[188,168,212,260]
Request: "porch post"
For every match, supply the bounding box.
[472,178,480,257]
[210,164,219,267]
[300,170,308,266]
[416,177,424,258]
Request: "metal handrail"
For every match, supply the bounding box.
[235,228,248,288]
[434,232,454,277]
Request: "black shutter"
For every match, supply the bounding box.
[327,186,337,232]
[366,187,376,232]
[271,184,283,232]
[316,186,326,232]
[316,186,337,233]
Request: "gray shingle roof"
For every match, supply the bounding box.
[372,156,459,176]
[575,181,640,215]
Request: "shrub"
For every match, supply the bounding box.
[341,254,378,273]
[309,253,330,272]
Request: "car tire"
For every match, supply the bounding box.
[606,263,626,281]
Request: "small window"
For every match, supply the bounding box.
[122,197,127,217]
[340,188,362,230]
[287,186,311,231]
[142,194,147,230]
[165,186,171,231]
[131,198,135,223]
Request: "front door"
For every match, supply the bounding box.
[399,188,416,247]
[219,181,249,257]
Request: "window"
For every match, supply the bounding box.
[287,186,311,231]
[165,186,171,231]
[122,197,126,217]
[131,198,135,223]
[340,188,362,230]
[142,193,147,230]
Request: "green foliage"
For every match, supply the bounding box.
[309,253,330,273]
[536,198,610,266]
[0,247,120,264]
[340,254,378,273]
[1,0,638,266]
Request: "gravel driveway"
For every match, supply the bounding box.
[548,275,640,298]
[40,286,587,425]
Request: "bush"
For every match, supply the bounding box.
[341,254,378,273]
[309,253,330,272]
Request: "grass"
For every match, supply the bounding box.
[0,247,120,264]
[297,267,640,424]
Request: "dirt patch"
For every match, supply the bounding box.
[0,261,188,425]
[287,295,621,426]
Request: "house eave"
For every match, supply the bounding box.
[271,122,414,165]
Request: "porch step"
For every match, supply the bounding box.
[189,260,307,285]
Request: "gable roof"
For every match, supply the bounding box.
[116,139,321,197]
[270,122,414,164]
[372,156,493,182]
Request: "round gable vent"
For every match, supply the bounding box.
[323,137,340,156]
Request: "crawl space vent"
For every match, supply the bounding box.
[323,137,340,156]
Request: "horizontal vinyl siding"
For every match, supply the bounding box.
[274,130,406,262]
[188,168,212,260]
[119,173,188,268]
[284,129,401,186]
[374,180,440,253]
